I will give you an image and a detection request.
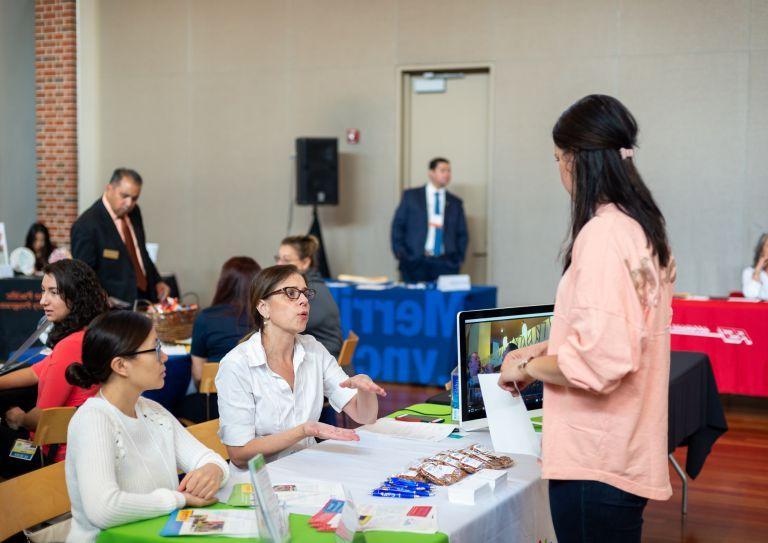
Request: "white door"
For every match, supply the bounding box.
[400,69,490,283]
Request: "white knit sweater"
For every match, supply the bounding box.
[64,396,229,543]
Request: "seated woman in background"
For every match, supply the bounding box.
[743,233,768,299]
[25,222,57,273]
[216,265,386,468]
[178,256,261,422]
[276,235,343,359]
[0,259,107,478]
[65,310,228,543]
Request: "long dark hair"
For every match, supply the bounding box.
[552,94,670,271]
[43,259,108,347]
[25,222,56,270]
[247,265,304,333]
[753,234,768,269]
[66,310,153,389]
[210,256,261,321]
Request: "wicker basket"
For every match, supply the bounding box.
[148,306,198,343]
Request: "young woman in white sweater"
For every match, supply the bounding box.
[63,311,229,543]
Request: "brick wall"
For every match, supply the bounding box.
[35,0,77,246]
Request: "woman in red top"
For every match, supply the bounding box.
[0,259,107,477]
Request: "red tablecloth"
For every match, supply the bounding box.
[671,298,768,397]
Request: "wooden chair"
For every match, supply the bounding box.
[199,362,219,421]
[338,331,359,371]
[0,460,70,541]
[186,418,229,460]
[333,331,359,427]
[33,406,76,467]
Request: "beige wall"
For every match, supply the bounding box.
[80,0,768,306]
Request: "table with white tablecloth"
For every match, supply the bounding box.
[217,427,555,543]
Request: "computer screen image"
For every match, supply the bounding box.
[456,305,554,430]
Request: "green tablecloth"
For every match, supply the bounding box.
[96,504,448,543]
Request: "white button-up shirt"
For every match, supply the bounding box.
[215,331,356,463]
[424,182,446,255]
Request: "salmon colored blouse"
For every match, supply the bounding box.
[543,203,676,500]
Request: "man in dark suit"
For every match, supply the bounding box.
[71,168,169,305]
[391,157,469,282]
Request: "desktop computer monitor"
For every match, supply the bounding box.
[456,304,554,431]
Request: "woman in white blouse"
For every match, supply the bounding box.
[216,265,386,468]
[743,233,768,299]
[64,311,229,543]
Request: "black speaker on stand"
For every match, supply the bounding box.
[296,138,338,278]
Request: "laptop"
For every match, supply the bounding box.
[455,304,554,431]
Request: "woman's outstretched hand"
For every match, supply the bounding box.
[340,374,387,396]
[304,421,360,441]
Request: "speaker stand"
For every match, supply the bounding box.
[308,204,332,278]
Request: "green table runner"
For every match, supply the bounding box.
[97,503,448,543]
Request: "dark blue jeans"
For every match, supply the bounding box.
[549,480,648,543]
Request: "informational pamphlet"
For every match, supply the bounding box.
[356,503,438,534]
[228,481,345,509]
[311,491,439,537]
[159,508,259,537]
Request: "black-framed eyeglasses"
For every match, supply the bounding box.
[265,287,316,301]
[120,341,163,361]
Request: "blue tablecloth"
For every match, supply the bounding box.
[327,284,497,385]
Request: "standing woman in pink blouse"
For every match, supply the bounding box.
[499,95,676,543]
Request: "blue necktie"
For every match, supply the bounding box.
[434,192,443,257]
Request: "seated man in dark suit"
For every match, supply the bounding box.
[71,168,169,305]
[391,157,469,282]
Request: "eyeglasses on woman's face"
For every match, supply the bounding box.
[120,341,163,362]
[265,286,316,302]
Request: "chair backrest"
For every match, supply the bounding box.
[186,419,229,460]
[0,461,70,541]
[199,362,219,394]
[337,331,359,368]
[33,406,76,447]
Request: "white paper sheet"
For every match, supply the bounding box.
[357,418,457,442]
[274,481,346,508]
[478,374,540,457]
[358,503,439,533]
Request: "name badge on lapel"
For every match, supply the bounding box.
[103,249,120,260]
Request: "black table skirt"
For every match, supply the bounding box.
[667,351,728,478]
[426,351,727,479]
